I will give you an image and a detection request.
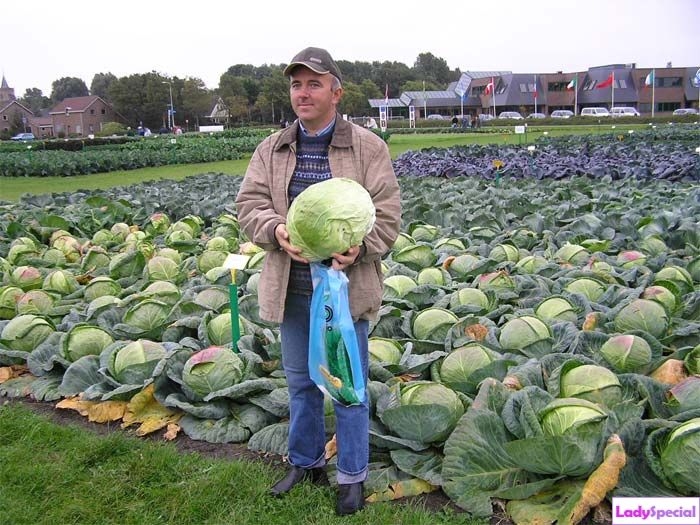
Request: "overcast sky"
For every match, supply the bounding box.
[2,0,698,97]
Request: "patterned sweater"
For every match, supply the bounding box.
[287,130,333,294]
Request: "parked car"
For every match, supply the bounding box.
[478,114,495,122]
[10,132,35,141]
[580,107,610,117]
[611,107,640,117]
[551,110,574,119]
[498,111,524,120]
[672,108,699,115]
[426,114,444,120]
[527,112,546,119]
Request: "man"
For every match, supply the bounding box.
[235,47,401,516]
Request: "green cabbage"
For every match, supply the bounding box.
[286,178,375,262]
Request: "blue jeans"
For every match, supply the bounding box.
[280,292,369,485]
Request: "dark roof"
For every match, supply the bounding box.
[578,68,639,105]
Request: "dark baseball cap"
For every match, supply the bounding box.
[283,47,342,82]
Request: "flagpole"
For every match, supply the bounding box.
[534,74,537,114]
[492,77,496,117]
[574,73,578,115]
[651,69,655,118]
[611,72,615,110]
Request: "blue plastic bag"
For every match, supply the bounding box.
[308,262,366,406]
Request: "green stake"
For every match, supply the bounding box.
[223,254,250,353]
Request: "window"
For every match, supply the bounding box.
[101,108,106,114]
[582,78,596,90]
[90,109,95,115]
[2,115,6,121]
[616,79,627,89]
[519,83,528,92]
[548,81,568,92]
[495,82,507,94]
[658,102,680,112]
[658,76,682,87]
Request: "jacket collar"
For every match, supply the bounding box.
[275,113,353,151]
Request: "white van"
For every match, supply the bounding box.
[581,107,610,117]
[611,107,640,117]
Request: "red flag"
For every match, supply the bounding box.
[597,73,614,89]
[484,78,495,95]
[533,75,537,99]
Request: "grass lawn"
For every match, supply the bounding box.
[0,124,648,202]
[0,403,484,525]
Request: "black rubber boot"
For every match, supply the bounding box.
[269,466,328,497]
[335,482,365,516]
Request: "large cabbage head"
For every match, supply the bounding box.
[107,339,168,384]
[599,334,653,373]
[182,346,245,399]
[439,343,501,394]
[10,266,43,291]
[665,376,700,415]
[449,287,489,311]
[286,178,375,262]
[380,381,465,443]
[206,312,246,346]
[1,314,55,352]
[559,363,623,408]
[564,277,606,302]
[83,276,122,302]
[540,398,608,436]
[653,265,694,295]
[614,299,668,339]
[382,275,418,300]
[16,290,55,316]
[0,286,24,320]
[146,256,182,282]
[42,269,79,295]
[535,296,578,324]
[498,315,551,354]
[61,324,114,362]
[657,418,700,495]
[368,337,403,365]
[412,307,459,341]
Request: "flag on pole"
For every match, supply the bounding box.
[597,73,614,89]
[384,84,389,105]
[484,78,494,95]
[566,77,577,90]
[644,70,654,87]
[533,75,538,99]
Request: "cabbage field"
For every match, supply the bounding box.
[1,127,699,524]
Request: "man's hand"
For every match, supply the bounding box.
[275,224,308,263]
[330,245,360,271]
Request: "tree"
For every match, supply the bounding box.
[50,77,89,103]
[255,70,292,124]
[107,72,172,129]
[369,61,415,98]
[180,77,213,128]
[401,80,441,93]
[90,73,117,100]
[19,88,50,114]
[414,52,452,86]
[338,82,372,117]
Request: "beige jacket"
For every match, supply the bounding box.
[235,115,401,324]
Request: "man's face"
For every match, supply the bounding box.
[289,67,342,132]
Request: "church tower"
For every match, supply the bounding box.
[0,75,17,105]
